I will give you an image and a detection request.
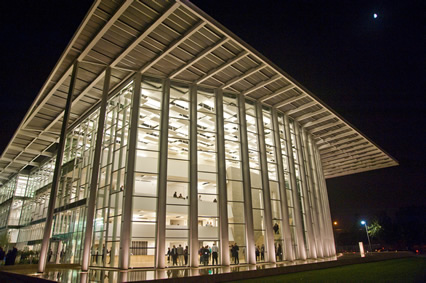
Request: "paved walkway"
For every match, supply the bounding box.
[0,251,415,282]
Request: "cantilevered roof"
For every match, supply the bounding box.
[0,0,398,184]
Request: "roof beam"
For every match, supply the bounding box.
[18,130,58,143]
[139,20,206,74]
[310,121,342,134]
[325,157,392,173]
[274,93,306,109]
[243,74,281,96]
[222,63,265,89]
[1,158,40,167]
[258,84,296,103]
[323,155,384,170]
[8,146,53,158]
[22,0,135,129]
[196,51,248,84]
[296,108,327,122]
[169,37,229,79]
[317,132,356,148]
[318,136,361,150]
[302,114,334,128]
[321,146,377,161]
[286,101,317,115]
[324,162,397,178]
[314,126,349,140]
[321,139,368,155]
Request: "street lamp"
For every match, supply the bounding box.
[361,220,372,253]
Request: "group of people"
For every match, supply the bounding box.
[167,245,188,266]
[172,192,187,199]
[199,244,219,265]
[0,246,18,265]
[255,245,265,261]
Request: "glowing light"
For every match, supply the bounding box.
[373,13,378,19]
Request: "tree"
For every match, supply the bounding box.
[368,219,383,240]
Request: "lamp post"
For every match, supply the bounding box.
[360,220,372,253]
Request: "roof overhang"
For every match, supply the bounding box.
[0,0,398,183]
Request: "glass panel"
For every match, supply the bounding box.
[226,181,244,202]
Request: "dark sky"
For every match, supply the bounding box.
[1,1,425,229]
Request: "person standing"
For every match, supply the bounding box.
[177,244,184,266]
[261,245,265,261]
[233,243,239,264]
[167,247,171,263]
[202,245,210,266]
[277,244,283,261]
[211,243,218,265]
[255,245,260,261]
[171,245,178,266]
[184,246,188,266]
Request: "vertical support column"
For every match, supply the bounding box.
[189,84,199,267]
[216,89,230,266]
[118,72,141,270]
[271,108,294,261]
[82,67,111,271]
[314,147,336,256]
[155,79,171,269]
[283,115,306,260]
[38,61,79,273]
[312,147,330,257]
[255,103,275,263]
[237,94,255,264]
[305,133,324,258]
[294,124,316,258]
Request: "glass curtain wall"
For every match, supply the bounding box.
[245,100,266,263]
[16,158,54,251]
[131,78,163,267]
[165,83,190,267]
[96,82,132,268]
[52,109,100,264]
[197,88,219,265]
[223,93,246,264]
[262,108,285,261]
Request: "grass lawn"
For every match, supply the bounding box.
[233,257,426,283]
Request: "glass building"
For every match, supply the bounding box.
[0,0,397,272]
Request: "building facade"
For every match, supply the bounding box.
[0,0,397,271]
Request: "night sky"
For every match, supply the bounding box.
[0,1,425,230]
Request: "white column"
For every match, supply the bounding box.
[283,115,306,260]
[118,72,141,270]
[155,79,171,268]
[216,89,230,266]
[38,61,79,273]
[314,146,336,256]
[189,84,199,267]
[306,134,325,258]
[271,108,294,261]
[237,94,256,264]
[294,124,316,258]
[81,67,111,271]
[256,102,275,263]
